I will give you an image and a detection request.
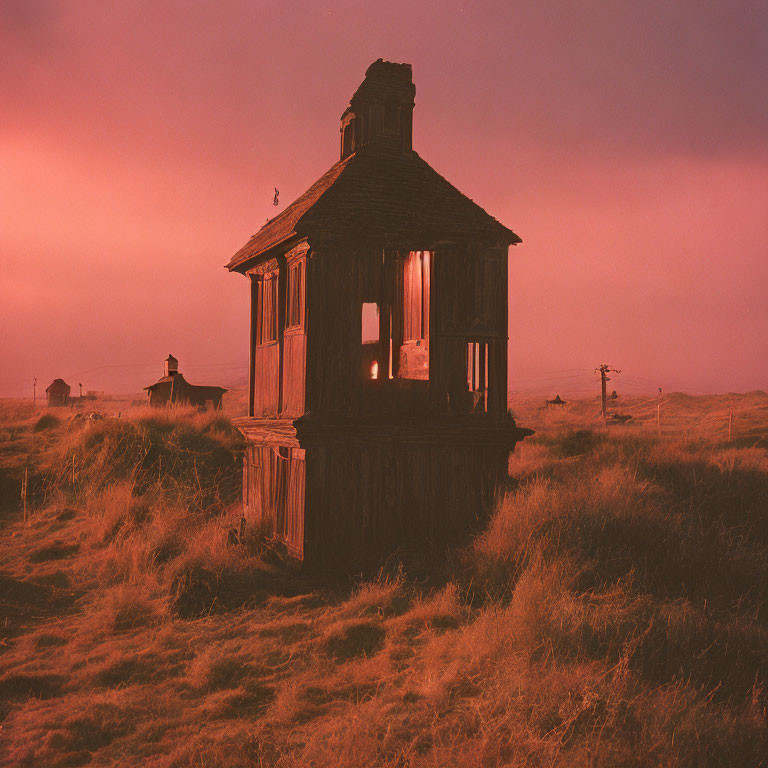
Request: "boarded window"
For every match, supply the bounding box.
[467,341,489,413]
[257,274,278,344]
[287,261,305,329]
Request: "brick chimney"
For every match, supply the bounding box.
[340,59,415,159]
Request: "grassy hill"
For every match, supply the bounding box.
[0,397,766,767]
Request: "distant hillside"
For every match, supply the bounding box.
[511,391,768,447]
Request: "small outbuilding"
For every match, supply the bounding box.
[144,355,226,409]
[46,379,71,407]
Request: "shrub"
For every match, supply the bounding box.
[0,672,65,701]
[168,558,272,618]
[29,540,80,563]
[33,413,60,432]
[323,621,386,660]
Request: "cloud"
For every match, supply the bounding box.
[1,0,766,396]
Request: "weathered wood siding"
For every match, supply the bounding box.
[284,449,305,557]
[303,441,507,569]
[430,245,508,421]
[252,342,280,416]
[305,246,362,416]
[302,244,507,422]
[239,239,520,570]
[243,442,305,557]
[281,246,308,418]
[282,330,306,417]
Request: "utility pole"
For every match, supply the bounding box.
[79,382,83,400]
[594,364,621,419]
[657,387,663,435]
[33,377,37,406]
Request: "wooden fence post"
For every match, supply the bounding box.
[728,409,733,442]
[21,467,28,523]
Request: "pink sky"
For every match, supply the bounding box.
[1,0,767,399]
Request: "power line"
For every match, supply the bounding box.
[64,361,248,379]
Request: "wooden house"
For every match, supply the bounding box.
[144,355,226,409]
[46,378,71,407]
[227,59,531,568]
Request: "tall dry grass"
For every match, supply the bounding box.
[0,402,766,766]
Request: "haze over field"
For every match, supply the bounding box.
[2,0,767,397]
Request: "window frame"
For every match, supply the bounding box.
[402,250,430,343]
[466,340,489,413]
[286,259,306,330]
[256,271,279,345]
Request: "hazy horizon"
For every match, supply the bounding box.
[2,0,767,399]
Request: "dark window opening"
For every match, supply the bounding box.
[362,302,380,379]
[467,341,489,413]
[287,261,305,329]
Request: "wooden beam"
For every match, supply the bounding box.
[248,275,257,417]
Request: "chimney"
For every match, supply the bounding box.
[340,59,415,159]
[164,354,178,377]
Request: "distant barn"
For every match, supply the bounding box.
[144,355,226,409]
[46,378,71,407]
[227,59,531,568]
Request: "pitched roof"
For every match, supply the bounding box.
[144,373,226,393]
[144,374,181,390]
[227,155,354,271]
[46,378,70,393]
[226,146,520,272]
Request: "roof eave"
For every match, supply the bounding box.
[226,233,307,274]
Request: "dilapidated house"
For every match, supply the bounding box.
[144,355,226,409]
[46,379,71,407]
[227,59,530,568]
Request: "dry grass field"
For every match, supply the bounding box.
[1,392,767,767]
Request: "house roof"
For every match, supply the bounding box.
[46,378,70,394]
[144,373,226,393]
[226,146,520,272]
[227,155,354,272]
[144,374,182,390]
